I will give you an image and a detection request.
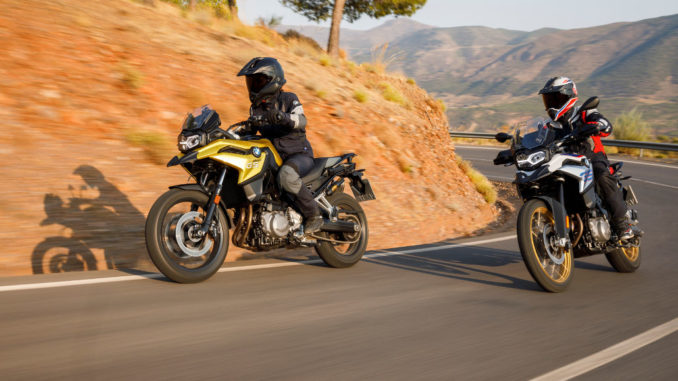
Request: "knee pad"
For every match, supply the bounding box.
[278,165,302,194]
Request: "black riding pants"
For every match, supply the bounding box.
[278,154,319,219]
[592,160,627,230]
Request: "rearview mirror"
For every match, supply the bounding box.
[580,96,600,111]
[495,132,512,143]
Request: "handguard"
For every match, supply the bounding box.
[493,149,513,165]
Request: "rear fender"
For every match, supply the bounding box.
[168,184,233,228]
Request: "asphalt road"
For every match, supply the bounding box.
[1,146,677,380]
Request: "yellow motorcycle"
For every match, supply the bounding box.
[145,106,375,283]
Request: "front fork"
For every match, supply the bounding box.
[198,167,227,237]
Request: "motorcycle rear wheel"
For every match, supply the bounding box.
[517,199,574,292]
[314,193,368,268]
[145,188,229,283]
[605,244,641,273]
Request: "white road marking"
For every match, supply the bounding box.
[364,235,516,258]
[617,159,678,170]
[0,273,164,292]
[630,177,678,190]
[0,235,516,293]
[531,317,678,381]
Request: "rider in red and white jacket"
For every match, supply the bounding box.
[539,77,632,240]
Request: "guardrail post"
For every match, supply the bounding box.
[639,149,644,158]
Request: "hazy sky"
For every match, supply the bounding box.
[239,0,678,31]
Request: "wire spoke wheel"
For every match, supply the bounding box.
[605,238,641,273]
[517,199,574,292]
[621,246,640,262]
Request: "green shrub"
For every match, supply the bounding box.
[353,89,369,103]
[614,108,651,141]
[437,99,447,112]
[613,108,651,155]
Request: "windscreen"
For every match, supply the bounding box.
[180,105,219,131]
[513,118,556,150]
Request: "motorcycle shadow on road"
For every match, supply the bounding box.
[32,165,150,274]
[363,243,541,291]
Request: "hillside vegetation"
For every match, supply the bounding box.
[0,0,495,276]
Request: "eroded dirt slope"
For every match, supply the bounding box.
[0,0,495,276]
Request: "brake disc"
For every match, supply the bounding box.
[174,211,213,257]
[543,227,565,265]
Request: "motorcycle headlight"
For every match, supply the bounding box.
[178,133,202,153]
[516,150,548,170]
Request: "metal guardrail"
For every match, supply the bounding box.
[449,132,678,154]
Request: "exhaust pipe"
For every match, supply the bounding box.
[320,219,359,233]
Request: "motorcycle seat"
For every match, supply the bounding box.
[302,156,343,183]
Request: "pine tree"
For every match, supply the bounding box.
[280,0,426,57]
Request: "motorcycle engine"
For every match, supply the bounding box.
[588,216,611,243]
[259,208,303,239]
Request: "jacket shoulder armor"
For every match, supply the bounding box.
[278,92,302,113]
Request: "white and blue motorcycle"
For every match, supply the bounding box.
[493,97,641,292]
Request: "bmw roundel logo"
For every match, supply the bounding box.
[252,147,261,157]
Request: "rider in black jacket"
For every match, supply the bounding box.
[539,76,633,240]
[237,57,323,233]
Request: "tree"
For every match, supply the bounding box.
[280,0,426,57]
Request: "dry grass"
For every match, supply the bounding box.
[361,62,380,74]
[379,82,408,106]
[455,157,497,204]
[125,130,174,165]
[116,62,144,90]
[365,43,403,75]
[315,89,327,99]
[318,54,335,67]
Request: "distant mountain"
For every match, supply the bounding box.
[281,15,678,135]
[276,18,433,57]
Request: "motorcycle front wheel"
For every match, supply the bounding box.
[145,188,229,283]
[517,199,574,292]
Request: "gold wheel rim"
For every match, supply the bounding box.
[529,206,572,283]
[621,246,639,262]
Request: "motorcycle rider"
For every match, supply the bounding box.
[237,57,323,234]
[538,76,633,240]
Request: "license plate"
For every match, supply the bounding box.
[351,178,376,202]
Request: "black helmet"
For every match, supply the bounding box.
[237,57,287,104]
[538,76,578,121]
